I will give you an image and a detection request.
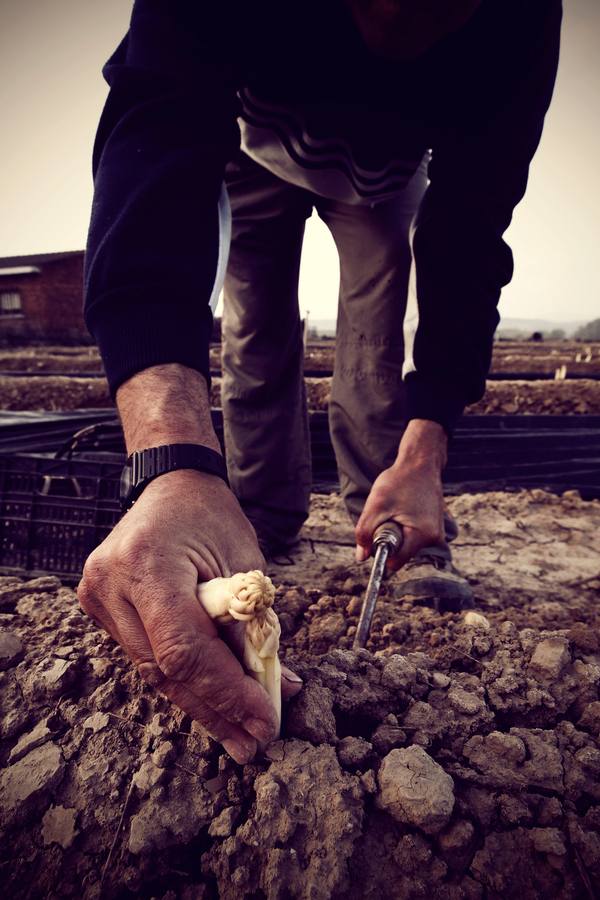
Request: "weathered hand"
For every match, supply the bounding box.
[78,469,300,764]
[355,459,445,571]
[354,419,447,571]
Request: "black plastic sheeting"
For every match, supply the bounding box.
[0,410,598,581]
[0,409,598,499]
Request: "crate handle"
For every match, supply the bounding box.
[39,474,83,498]
[54,420,122,461]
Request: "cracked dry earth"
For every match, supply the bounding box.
[1,489,600,899]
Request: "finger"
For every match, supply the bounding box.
[355,511,375,562]
[108,595,262,762]
[281,665,303,700]
[355,495,391,562]
[129,578,279,742]
[77,573,121,642]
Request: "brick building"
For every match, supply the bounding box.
[0,250,89,344]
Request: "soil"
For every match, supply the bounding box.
[0,375,114,411]
[1,341,599,379]
[1,489,600,899]
[466,380,600,416]
[0,341,599,415]
[0,346,102,375]
[1,374,599,417]
[294,341,600,379]
[286,378,600,416]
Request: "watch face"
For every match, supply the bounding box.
[119,463,134,506]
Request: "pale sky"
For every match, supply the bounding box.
[1,0,599,324]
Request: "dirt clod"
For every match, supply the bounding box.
[41,804,78,849]
[128,774,214,855]
[8,717,54,763]
[377,746,455,834]
[286,681,337,744]
[0,630,23,670]
[0,743,65,829]
[529,636,571,678]
[208,805,240,838]
[336,735,373,769]
[203,741,364,900]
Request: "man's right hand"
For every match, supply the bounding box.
[78,363,302,762]
[78,467,282,764]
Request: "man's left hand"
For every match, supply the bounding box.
[354,419,448,571]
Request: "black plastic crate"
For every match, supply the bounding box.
[0,451,124,582]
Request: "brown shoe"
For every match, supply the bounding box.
[394,553,475,612]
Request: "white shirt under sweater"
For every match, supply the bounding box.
[238,84,427,206]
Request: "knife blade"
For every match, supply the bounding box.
[353,521,404,650]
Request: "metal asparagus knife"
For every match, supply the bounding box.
[353,521,404,649]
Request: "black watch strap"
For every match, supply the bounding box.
[121,443,228,510]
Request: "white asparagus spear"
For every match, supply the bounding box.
[244,607,282,731]
[197,570,282,735]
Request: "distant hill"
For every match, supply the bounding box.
[310,319,337,336]
[496,318,585,338]
[309,317,585,339]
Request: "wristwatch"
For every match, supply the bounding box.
[119,443,229,511]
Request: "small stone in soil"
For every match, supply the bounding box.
[336,736,372,769]
[42,805,78,849]
[578,701,600,737]
[447,687,486,716]
[371,723,406,755]
[152,740,176,768]
[438,818,475,853]
[82,712,110,734]
[133,757,166,796]
[0,630,24,670]
[529,637,571,679]
[286,682,337,744]
[208,805,240,838]
[21,657,77,700]
[8,717,53,763]
[381,654,418,691]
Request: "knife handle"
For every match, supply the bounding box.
[373,521,404,557]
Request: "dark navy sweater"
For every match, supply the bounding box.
[84,0,562,434]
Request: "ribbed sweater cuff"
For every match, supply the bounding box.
[404,373,467,437]
[86,291,213,399]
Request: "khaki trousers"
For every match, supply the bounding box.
[222,151,429,547]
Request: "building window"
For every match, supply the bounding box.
[0,291,23,316]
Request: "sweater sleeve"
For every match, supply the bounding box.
[403,0,562,435]
[84,0,241,396]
